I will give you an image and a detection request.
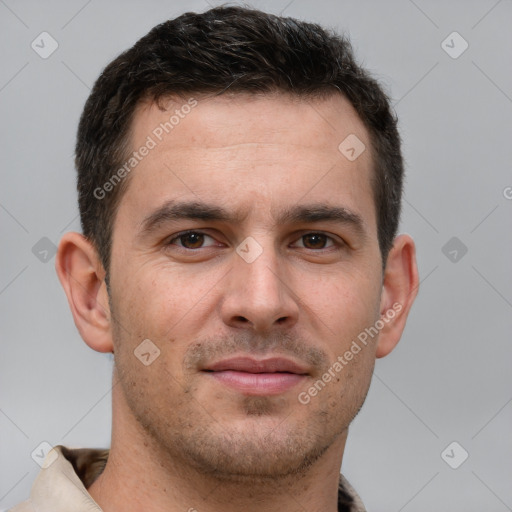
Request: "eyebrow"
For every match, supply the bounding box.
[138,199,367,239]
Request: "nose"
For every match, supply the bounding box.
[220,239,299,333]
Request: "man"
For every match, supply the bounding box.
[11,6,418,512]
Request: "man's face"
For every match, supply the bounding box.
[107,93,384,479]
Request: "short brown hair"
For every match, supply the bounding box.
[76,5,403,274]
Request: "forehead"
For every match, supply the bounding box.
[133,92,369,153]
[116,92,376,235]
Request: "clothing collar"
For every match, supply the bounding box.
[18,445,366,512]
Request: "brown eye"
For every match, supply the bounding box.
[169,231,215,249]
[297,233,335,250]
[180,232,204,249]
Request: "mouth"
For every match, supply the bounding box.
[202,356,309,396]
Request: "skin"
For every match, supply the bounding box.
[56,92,418,512]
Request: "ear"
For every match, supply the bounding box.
[375,233,419,358]
[55,232,113,353]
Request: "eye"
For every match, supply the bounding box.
[166,230,343,253]
[293,232,337,250]
[167,230,218,249]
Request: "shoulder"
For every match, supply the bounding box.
[8,498,36,511]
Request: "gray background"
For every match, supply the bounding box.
[1,0,511,510]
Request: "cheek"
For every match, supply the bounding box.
[118,266,176,328]
[114,265,215,359]
[311,270,381,341]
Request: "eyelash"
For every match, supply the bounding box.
[166,230,343,252]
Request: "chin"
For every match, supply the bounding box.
[171,415,337,481]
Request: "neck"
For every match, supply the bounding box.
[88,375,347,512]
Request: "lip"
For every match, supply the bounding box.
[205,356,309,374]
[202,356,309,396]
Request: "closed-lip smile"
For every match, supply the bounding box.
[202,356,309,395]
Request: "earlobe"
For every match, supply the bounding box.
[375,234,419,358]
[55,232,114,353]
